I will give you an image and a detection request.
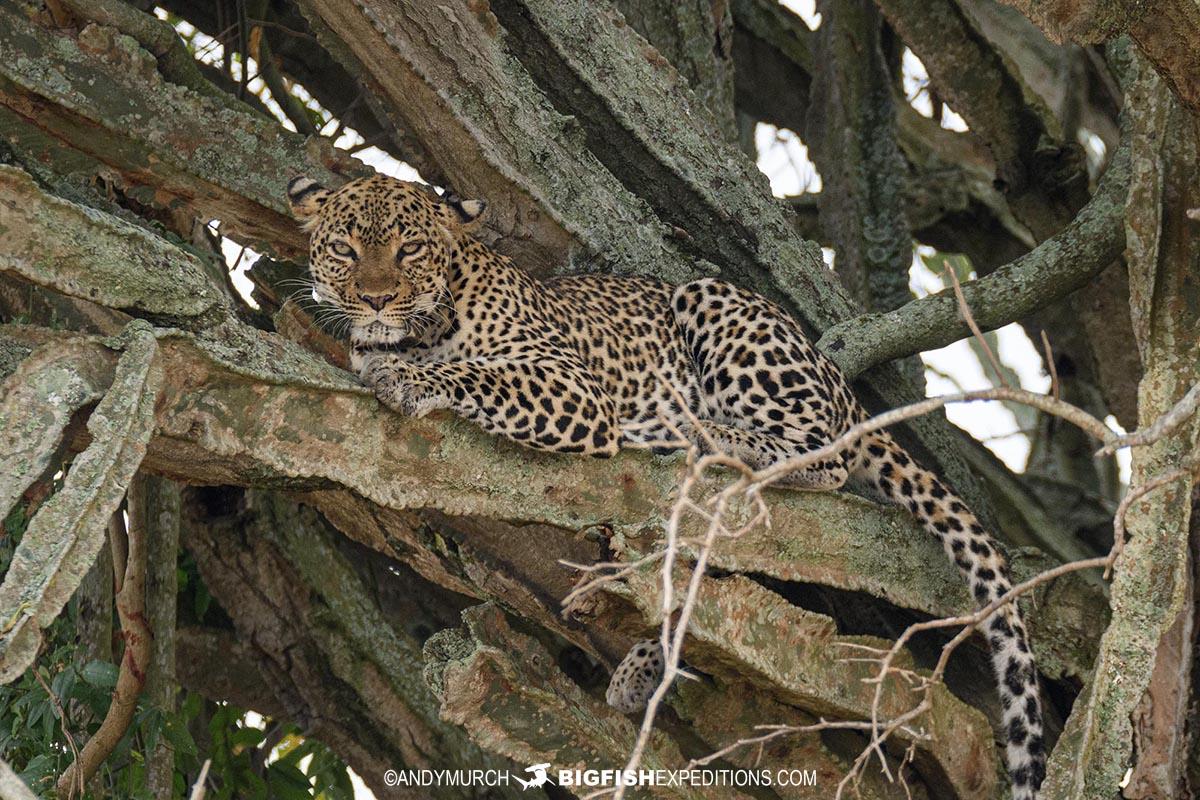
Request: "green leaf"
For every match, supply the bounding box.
[20,753,56,785]
[161,713,199,758]
[81,659,120,689]
[267,762,314,800]
[50,666,76,708]
[229,725,267,750]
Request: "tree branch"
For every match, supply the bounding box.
[0,323,160,684]
[57,480,153,798]
[996,0,1200,117]
[818,134,1128,379]
[874,0,1090,240]
[806,0,912,313]
[1041,49,1200,799]
[0,4,365,256]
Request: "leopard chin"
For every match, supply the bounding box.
[350,320,412,347]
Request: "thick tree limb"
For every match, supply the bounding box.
[142,475,182,800]
[874,0,1090,240]
[1041,52,1200,800]
[52,0,238,107]
[426,602,744,800]
[818,135,1128,380]
[961,0,1120,151]
[806,0,912,313]
[592,572,1001,799]
[996,0,1200,117]
[613,0,738,140]
[0,166,226,329]
[179,488,525,799]
[0,323,159,684]
[0,4,364,256]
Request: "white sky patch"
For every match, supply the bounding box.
[902,49,968,131]
[756,123,822,197]
[778,0,821,29]
[1105,415,1134,485]
[910,251,1048,472]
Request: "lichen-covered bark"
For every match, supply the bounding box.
[0,4,364,257]
[179,488,526,799]
[427,603,743,800]
[807,0,912,313]
[1041,50,1200,799]
[0,323,160,683]
[0,165,226,328]
[613,0,738,140]
[874,0,1089,241]
[996,0,1200,117]
[591,572,1000,798]
[817,138,1128,379]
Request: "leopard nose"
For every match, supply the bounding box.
[358,293,397,311]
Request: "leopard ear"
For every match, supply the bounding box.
[441,191,487,227]
[286,176,331,224]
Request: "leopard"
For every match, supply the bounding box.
[287,173,1046,798]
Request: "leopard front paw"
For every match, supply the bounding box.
[359,357,424,416]
[358,354,397,388]
[373,370,431,416]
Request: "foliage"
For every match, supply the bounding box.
[1,499,354,799]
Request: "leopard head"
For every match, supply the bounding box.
[286,173,485,347]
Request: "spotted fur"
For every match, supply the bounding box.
[288,174,1045,798]
[606,640,665,713]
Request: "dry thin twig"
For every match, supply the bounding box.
[945,263,1008,387]
[1041,330,1060,401]
[573,382,1198,798]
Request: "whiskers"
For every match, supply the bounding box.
[271,275,455,346]
[275,275,354,340]
[408,289,455,341]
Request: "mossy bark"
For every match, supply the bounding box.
[1040,50,1200,800]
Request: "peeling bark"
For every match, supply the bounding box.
[0,323,159,683]
[0,4,364,256]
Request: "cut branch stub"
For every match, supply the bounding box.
[0,322,161,684]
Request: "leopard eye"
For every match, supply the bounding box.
[398,240,427,258]
[329,241,356,258]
